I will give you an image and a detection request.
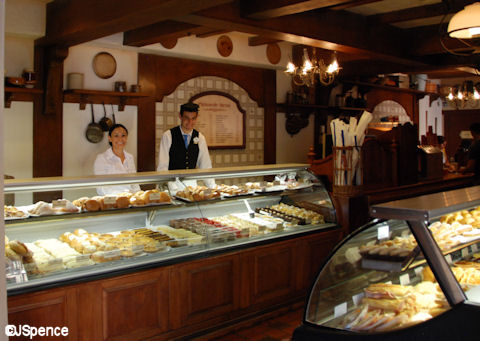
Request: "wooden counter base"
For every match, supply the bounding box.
[8,229,342,340]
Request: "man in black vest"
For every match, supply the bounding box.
[157,102,212,171]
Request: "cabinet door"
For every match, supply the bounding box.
[298,230,342,291]
[170,254,241,328]
[246,241,297,306]
[8,287,77,340]
[99,269,169,341]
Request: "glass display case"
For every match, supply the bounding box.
[3,164,337,295]
[294,186,480,341]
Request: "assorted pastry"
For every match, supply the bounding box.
[4,205,28,219]
[359,206,480,263]
[5,190,172,218]
[340,282,448,332]
[255,203,324,226]
[174,185,221,202]
[4,226,204,276]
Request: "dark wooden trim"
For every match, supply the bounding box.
[137,53,277,168]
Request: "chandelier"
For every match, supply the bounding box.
[285,48,340,87]
[446,80,480,108]
[447,2,480,39]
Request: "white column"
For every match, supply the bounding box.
[0,0,9,338]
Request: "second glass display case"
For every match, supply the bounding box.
[294,186,480,341]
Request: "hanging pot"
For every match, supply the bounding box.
[85,103,103,143]
[99,102,113,131]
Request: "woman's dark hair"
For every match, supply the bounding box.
[108,124,128,146]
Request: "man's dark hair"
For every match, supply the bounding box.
[470,123,480,136]
[180,102,199,116]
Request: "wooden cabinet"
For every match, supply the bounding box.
[170,254,241,328]
[8,230,342,340]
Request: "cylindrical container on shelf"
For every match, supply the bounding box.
[67,73,84,90]
[332,146,363,196]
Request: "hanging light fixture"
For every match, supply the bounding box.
[445,80,480,108]
[285,48,340,87]
[447,2,480,39]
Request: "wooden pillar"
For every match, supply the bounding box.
[263,69,276,164]
[33,45,67,201]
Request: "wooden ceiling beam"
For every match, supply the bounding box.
[196,29,230,38]
[124,21,201,47]
[176,3,426,67]
[367,1,477,25]
[36,0,233,47]
[240,0,355,19]
[407,25,480,56]
[328,0,382,11]
[248,36,282,46]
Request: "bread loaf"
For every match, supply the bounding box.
[116,195,130,209]
[84,197,101,212]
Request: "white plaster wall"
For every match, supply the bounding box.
[419,95,443,138]
[276,114,314,164]
[63,45,139,179]
[64,44,138,91]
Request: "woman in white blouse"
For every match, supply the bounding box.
[93,124,140,195]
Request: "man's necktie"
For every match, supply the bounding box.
[183,134,189,148]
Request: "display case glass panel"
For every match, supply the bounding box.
[305,186,480,334]
[3,164,337,295]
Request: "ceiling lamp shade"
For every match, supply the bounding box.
[447,2,480,39]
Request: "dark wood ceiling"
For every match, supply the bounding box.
[36,0,480,78]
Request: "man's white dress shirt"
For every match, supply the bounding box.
[157,127,212,171]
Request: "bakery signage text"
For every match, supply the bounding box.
[191,91,246,149]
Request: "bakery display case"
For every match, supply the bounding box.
[293,186,480,341]
[3,164,337,295]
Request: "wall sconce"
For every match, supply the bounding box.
[285,48,340,87]
[448,2,480,39]
[446,80,480,108]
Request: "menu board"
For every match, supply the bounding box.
[192,92,246,149]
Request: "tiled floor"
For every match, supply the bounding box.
[211,307,304,341]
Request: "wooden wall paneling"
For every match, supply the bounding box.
[100,270,169,341]
[32,45,66,202]
[137,53,277,168]
[295,230,343,291]
[137,54,159,171]
[263,69,277,164]
[8,287,77,339]
[444,109,480,160]
[75,282,103,340]
[248,241,296,305]
[366,88,415,123]
[170,254,241,328]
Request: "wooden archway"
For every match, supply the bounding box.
[137,53,276,171]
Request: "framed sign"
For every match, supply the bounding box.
[190,91,246,149]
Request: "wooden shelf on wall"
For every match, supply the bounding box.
[342,80,440,100]
[4,87,43,108]
[276,103,368,114]
[63,89,150,111]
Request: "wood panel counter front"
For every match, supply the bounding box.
[7,228,343,340]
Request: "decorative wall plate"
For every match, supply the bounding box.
[217,35,233,57]
[266,43,281,65]
[92,52,117,79]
